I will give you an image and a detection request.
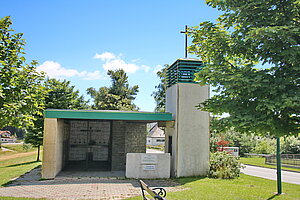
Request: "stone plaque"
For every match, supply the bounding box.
[141,154,157,164]
[143,165,156,171]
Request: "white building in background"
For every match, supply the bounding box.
[0,131,16,143]
[221,147,239,157]
[146,123,165,146]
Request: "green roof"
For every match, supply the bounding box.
[44,109,173,121]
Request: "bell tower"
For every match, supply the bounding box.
[165,58,209,177]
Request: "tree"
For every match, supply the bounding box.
[44,78,88,109]
[0,16,46,129]
[189,0,299,194]
[281,136,300,154]
[87,69,139,111]
[25,78,88,161]
[152,65,168,112]
[24,116,44,161]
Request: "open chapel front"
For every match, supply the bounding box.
[42,58,210,179]
[42,110,172,179]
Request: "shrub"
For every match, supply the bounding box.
[209,128,258,156]
[209,151,242,179]
[252,138,276,154]
[281,136,300,154]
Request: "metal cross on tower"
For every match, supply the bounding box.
[180,25,189,58]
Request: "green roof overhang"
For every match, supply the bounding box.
[44,109,173,122]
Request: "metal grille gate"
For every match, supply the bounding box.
[65,120,111,171]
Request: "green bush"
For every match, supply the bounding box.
[252,138,276,154]
[209,128,258,156]
[281,136,300,154]
[209,151,242,179]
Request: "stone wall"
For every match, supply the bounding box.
[111,121,146,171]
[111,121,126,171]
[125,122,146,153]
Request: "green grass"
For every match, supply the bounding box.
[0,153,41,187]
[0,197,45,200]
[240,157,300,172]
[127,174,300,200]
[0,150,43,200]
[0,150,16,156]
[146,145,164,151]
[1,144,37,153]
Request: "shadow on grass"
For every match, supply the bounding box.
[172,176,207,185]
[6,161,40,168]
[267,194,280,200]
[2,165,41,187]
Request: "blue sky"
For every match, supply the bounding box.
[1,0,220,111]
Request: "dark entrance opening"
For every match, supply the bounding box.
[63,119,112,171]
[168,136,172,156]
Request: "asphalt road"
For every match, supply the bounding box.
[241,164,300,185]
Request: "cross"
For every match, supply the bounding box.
[180,25,189,58]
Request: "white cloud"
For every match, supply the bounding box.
[95,52,152,74]
[94,52,116,61]
[141,65,150,73]
[153,65,164,73]
[103,58,140,74]
[37,61,105,80]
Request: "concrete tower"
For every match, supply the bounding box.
[165,58,209,177]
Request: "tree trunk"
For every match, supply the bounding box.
[36,145,40,162]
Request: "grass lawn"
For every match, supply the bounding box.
[146,145,164,152]
[127,174,300,200]
[240,157,300,172]
[1,150,299,200]
[0,153,41,187]
[0,197,45,200]
[0,144,38,157]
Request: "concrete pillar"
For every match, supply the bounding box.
[166,83,209,177]
[42,118,64,179]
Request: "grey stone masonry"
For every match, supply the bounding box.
[111,121,147,171]
[111,121,126,171]
[125,122,146,153]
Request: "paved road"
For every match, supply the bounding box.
[241,164,300,185]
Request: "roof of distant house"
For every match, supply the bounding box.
[148,124,164,138]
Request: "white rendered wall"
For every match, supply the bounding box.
[166,83,209,177]
[42,118,64,179]
[126,153,170,179]
[165,84,178,177]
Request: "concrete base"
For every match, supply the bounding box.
[126,153,170,179]
[165,83,210,177]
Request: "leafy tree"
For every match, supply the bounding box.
[253,138,276,155]
[44,78,88,109]
[152,65,168,112]
[25,78,88,160]
[189,0,300,137]
[24,116,43,161]
[210,126,259,156]
[189,0,299,193]
[281,136,300,154]
[0,16,46,129]
[87,69,139,111]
